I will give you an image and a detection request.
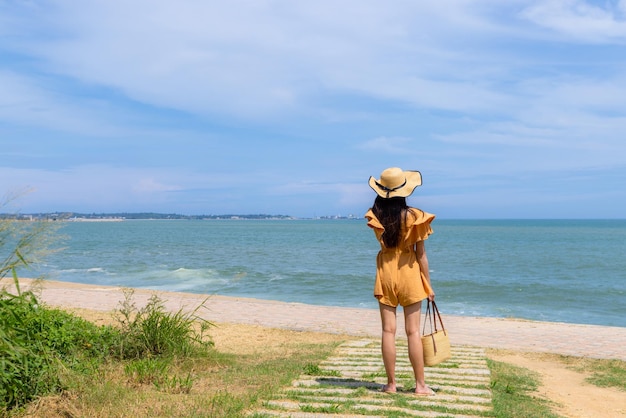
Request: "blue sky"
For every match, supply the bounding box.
[1,1,625,218]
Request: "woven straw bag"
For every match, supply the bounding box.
[422,300,451,366]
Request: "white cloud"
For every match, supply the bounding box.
[0,2,540,120]
[359,137,414,154]
[0,70,168,138]
[1,1,622,124]
[520,0,626,43]
[132,178,183,194]
[0,71,99,133]
[0,165,191,211]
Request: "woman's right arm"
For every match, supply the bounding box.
[415,240,435,301]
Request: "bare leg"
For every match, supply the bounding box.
[404,301,435,395]
[379,302,397,392]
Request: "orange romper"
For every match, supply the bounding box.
[364,208,435,307]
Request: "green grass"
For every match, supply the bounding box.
[113,288,214,359]
[563,357,626,391]
[585,359,626,390]
[0,284,215,415]
[488,359,562,418]
[303,363,341,377]
[0,286,116,410]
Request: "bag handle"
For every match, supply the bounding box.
[432,300,446,334]
[422,300,447,336]
[422,300,447,356]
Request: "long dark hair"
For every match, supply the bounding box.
[371,196,409,248]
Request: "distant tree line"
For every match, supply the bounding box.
[0,212,295,220]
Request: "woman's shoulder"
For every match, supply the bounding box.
[406,207,435,224]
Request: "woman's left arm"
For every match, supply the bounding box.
[415,241,435,301]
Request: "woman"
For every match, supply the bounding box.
[364,167,436,396]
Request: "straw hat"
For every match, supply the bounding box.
[368,167,422,198]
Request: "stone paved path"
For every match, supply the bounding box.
[249,339,492,417]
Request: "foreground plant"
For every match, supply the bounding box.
[113,288,214,359]
[0,192,71,410]
[0,190,63,283]
[0,279,116,410]
[0,286,217,413]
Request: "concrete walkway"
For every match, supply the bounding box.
[10,279,626,361]
[250,339,492,417]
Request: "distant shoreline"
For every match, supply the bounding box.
[1,212,361,221]
[3,213,624,221]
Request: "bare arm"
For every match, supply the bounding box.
[415,240,435,301]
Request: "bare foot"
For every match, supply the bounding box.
[381,383,397,393]
[414,385,435,396]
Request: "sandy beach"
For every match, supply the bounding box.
[9,278,626,361]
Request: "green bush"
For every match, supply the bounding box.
[0,286,116,410]
[0,285,215,412]
[113,288,214,359]
[1,290,54,409]
[1,192,68,410]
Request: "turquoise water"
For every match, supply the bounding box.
[31,219,626,327]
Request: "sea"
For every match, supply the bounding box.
[26,218,626,328]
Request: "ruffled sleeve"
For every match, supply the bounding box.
[364,209,383,231]
[405,208,435,243]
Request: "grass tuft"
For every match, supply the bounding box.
[113,288,214,359]
[488,359,561,418]
[563,357,626,391]
[303,363,341,377]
